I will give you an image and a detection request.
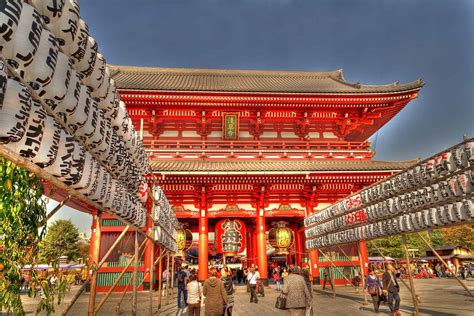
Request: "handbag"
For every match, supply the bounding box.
[367,284,378,295]
[275,293,287,310]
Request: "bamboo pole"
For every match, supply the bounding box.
[116,243,164,315]
[157,247,165,311]
[416,232,473,297]
[149,240,155,316]
[165,252,170,305]
[318,249,336,298]
[369,240,420,303]
[171,254,175,296]
[319,248,358,293]
[61,225,130,315]
[88,212,102,316]
[354,245,369,305]
[95,237,148,314]
[132,231,139,315]
[45,195,71,221]
[401,234,420,315]
[336,246,362,293]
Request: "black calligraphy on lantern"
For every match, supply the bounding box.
[221,220,243,254]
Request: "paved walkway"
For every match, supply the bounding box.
[14,279,474,315]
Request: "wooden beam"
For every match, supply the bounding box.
[132,231,139,316]
[417,232,473,297]
[401,234,420,315]
[45,195,71,221]
[88,212,102,316]
[149,240,155,315]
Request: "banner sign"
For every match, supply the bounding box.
[222,112,239,140]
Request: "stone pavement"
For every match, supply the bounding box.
[14,278,474,315]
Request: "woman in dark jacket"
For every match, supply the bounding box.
[364,269,383,313]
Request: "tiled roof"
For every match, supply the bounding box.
[150,159,418,174]
[109,65,423,94]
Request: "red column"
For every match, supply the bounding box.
[306,203,320,284]
[246,225,253,268]
[295,230,303,267]
[198,189,208,281]
[251,226,258,267]
[359,241,369,275]
[256,202,268,282]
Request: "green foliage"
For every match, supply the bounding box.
[0,157,47,314]
[39,219,80,264]
[0,157,73,315]
[368,230,445,259]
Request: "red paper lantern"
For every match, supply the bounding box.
[215,219,246,256]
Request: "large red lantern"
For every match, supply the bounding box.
[215,219,246,256]
[268,221,294,255]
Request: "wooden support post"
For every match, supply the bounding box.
[61,225,129,316]
[95,237,148,314]
[132,231,139,316]
[318,249,337,298]
[356,244,369,306]
[417,232,473,297]
[149,240,155,316]
[370,240,420,303]
[319,248,358,293]
[45,195,71,221]
[165,252,170,305]
[171,254,175,295]
[88,212,102,316]
[401,234,420,316]
[157,247,164,311]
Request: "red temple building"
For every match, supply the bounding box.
[91,66,422,289]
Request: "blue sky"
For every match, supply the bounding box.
[54,0,473,234]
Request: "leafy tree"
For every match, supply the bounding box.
[368,230,444,259]
[78,239,91,264]
[438,224,474,249]
[0,157,72,315]
[39,219,80,264]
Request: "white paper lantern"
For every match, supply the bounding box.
[2,4,43,68]
[38,51,71,106]
[0,74,31,143]
[84,53,106,94]
[0,0,22,45]
[32,113,61,168]
[53,69,80,123]
[20,30,59,91]
[44,129,74,178]
[30,0,65,25]
[67,84,91,132]
[62,141,85,186]
[75,99,99,143]
[5,98,45,158]
[137,180,149,204]
[93,116,112,156]
[69,18,88,63]
[48,0,79,52]
[70,151,94,190]
[73,35,97,78]
[77,157,100,195]
[90,66,110,100]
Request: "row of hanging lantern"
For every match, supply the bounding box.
[304,139,474,249]
[152,185,179,251]
[306,198,474,249]
[0,1,150,227]
[305,139,474,229]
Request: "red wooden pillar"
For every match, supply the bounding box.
[251,226,258,267]
[295,230,303,267]
[359,241,369,275]
[246,225,253,268]
[256,199,268,283]
[305,203,320,284]
[198,188,208,281]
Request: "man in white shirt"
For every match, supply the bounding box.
[162,269,170,296]
[247,267,259,303]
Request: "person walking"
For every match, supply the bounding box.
[354,267,361,287]
[364,269,383,313]
[281,265,312,316]
[203,267,229,316]
[273,269,281,291]
[162,268,170,297]
[176,267,188,309]
[247,267,259,303]
[223,268,235,315]
[186,274,202,316]
[281,267,289,281]
[383,264,401,316]
[322,266,334,291]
